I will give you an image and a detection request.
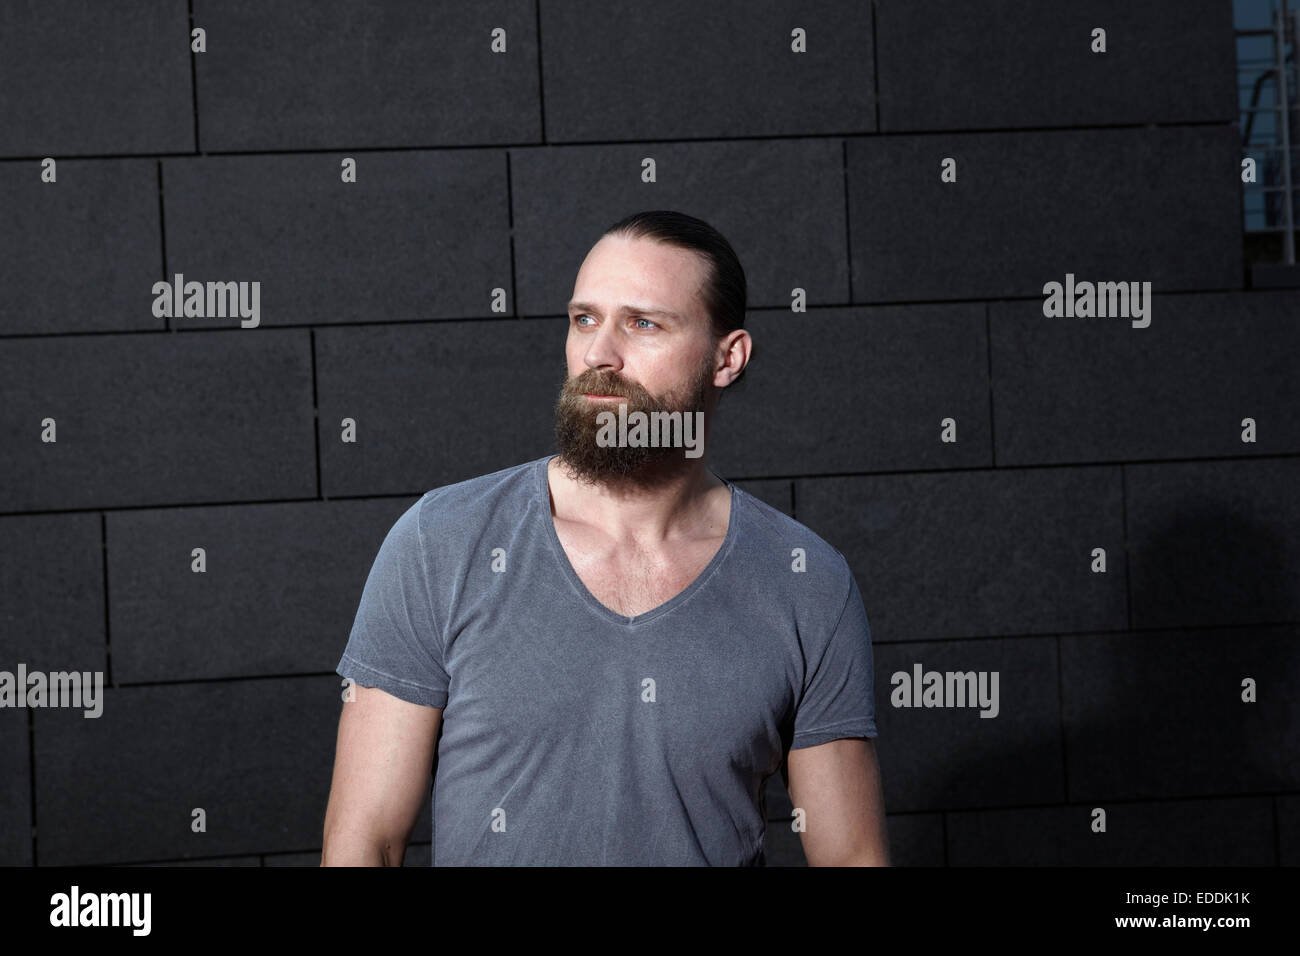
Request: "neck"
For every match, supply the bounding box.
[548,455,727,545]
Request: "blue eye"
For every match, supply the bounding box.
[635,317,657,329]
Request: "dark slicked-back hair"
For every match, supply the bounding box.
[601,210,749,390]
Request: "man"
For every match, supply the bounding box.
[321,209,889,866]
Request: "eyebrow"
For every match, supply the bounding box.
[567,301,681,319]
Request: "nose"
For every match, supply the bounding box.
[582,319,624,375]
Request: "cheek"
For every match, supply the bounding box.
[639,350,676,381]
[644,352,700,394]
[564,338,583,373]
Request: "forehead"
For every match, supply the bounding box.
[570,234,708,316]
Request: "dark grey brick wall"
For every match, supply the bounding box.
[0,0,1294,867]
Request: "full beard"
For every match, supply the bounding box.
[552,361,712,491]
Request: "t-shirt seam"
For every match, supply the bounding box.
[793,716,876,738]
[415,489,451,664]
[618,487,745,627]
[795,557,856,708]
[534,457,607,623]
[538,460,745,629]
[827,555,856,644]
[789,556,863,741]
[339,652,443,693]
[534,474,611,626]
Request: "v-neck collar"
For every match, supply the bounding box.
[534,454,741,627]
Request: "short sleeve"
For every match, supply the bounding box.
[336,495,449,708]
[790,565,878,749]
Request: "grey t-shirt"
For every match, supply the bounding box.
[335,455,878,866]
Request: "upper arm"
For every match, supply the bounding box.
[785,736,890,866]
[322,682,442,865]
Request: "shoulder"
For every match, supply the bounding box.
[734,487,852,574]
[418,457,540,514]
[397,456,543,547]
[731,487,857,607]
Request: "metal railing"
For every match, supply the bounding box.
[1238,4,1297,263]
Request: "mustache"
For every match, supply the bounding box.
[569,372,639,397]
